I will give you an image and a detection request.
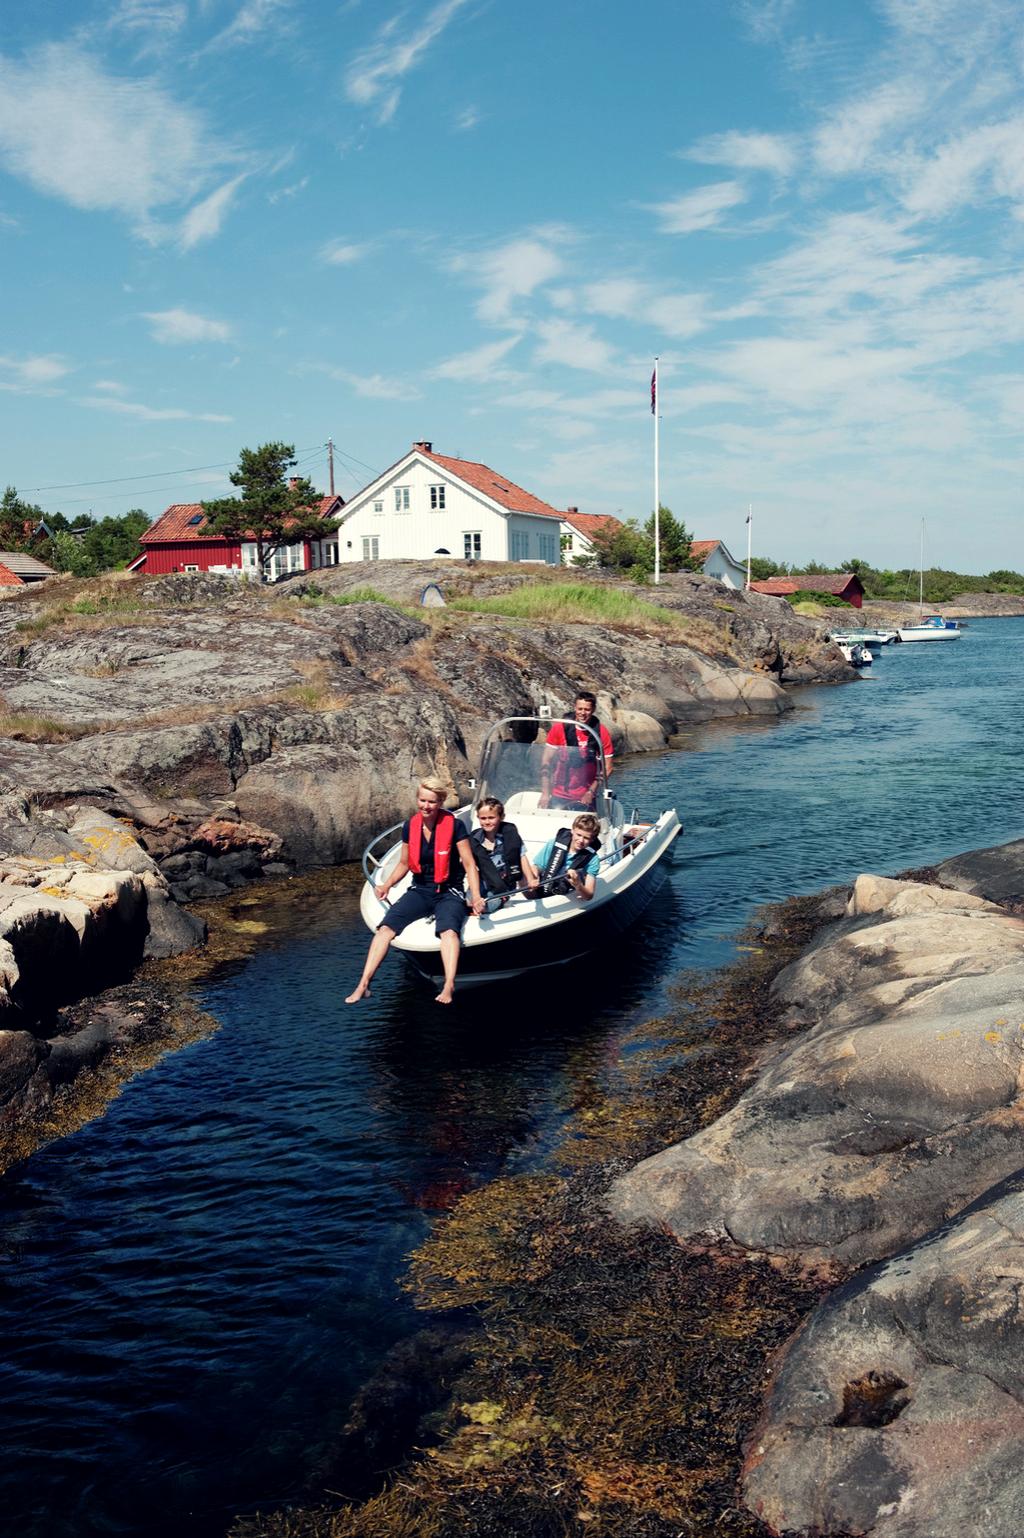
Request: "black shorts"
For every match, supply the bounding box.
[380,885,467,938]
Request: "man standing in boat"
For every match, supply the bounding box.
[345,777,485,1006]
[538,692,614,811]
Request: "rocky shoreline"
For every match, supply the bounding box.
[611,837,1024,1536]
[0,561,850,1165]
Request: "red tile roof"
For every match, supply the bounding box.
[689,539,720,563]
[421,449,563,521]
[0,561,24,587]
[749,573,862,597]
[142,496,342,544]
[562,510,621,540]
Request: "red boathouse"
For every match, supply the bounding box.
[132,495,344,581]
[748,572,865,608]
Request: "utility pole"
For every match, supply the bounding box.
[327,439,335,497]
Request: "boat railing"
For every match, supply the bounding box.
[362,820,406,885]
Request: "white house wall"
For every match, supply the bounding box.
[702,547,745,589]
[337,455,560,565]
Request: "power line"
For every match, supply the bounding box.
[17,444,325,495]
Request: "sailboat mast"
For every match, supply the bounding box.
[919,519,924,616]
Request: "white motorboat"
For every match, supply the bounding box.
[895,615,961,642]
[827,629,896,649]
[358,715,682,987]
[836,641,872,667]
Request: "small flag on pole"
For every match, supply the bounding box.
[746,509,752,525]
[650,367,657,415]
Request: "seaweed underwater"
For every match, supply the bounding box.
[232,891,851,1538]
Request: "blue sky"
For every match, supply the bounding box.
[1,0,1021,571]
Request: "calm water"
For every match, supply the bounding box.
[1,618,1022,1536]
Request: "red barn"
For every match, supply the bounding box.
[748,572,864,608]
[132,495,344,581]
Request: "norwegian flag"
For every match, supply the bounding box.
[650,367,657,415]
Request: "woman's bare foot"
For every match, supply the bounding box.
[345,983,371,1003]
[435,985,454,1005]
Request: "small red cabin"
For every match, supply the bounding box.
[132,495,344,581]
[748,572,864,608]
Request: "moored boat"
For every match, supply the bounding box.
[359,716,682,987]
[895,614,962,642]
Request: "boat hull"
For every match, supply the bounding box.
[895,626,961,642]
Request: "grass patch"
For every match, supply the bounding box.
[449,581,686,633]
[0,711,92,743]
[295,584,394,608]
[233,892,847,1538]
[15,584,148,638]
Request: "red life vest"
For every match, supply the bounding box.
[407,810,455,888]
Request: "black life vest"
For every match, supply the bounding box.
[560,717,603,761]
[539,827,599,896]
[470,824,524,895]
[407,810,455,889]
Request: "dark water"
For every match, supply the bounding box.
[1,618,1022,1536]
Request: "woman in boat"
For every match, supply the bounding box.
[470,797,540,908]
[345,777,485,1006]
[534,812,602,901]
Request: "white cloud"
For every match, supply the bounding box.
[345,0,474,125]
[577,278,706,340]
[432,334,522,381]
[92,379,128,393]
[312,365,420,400]
[813,79,928,175]
[647,181,746,234]
[205,0,295,49]
[533,318,617,374]
[79,395,232,422]
[0,353,71,391]
[179,173,247,248]
[143,308,232,343]
[319,237,369,265]
[900,116,1024,218]
[108,0,188,48]
[452,232,568,322]
[268,175,309,203]
[454,105,481,132]
[684,130,796,177]
[0,43,231,234]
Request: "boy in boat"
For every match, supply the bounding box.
[470,797,540,909]
[538,691,614,810]
[533,812,602,901]
[345,777,485,1006]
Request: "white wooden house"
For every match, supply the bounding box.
[560,507,622,562]
[335,442,564,565]
[689,539,746,589]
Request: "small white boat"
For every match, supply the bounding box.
[827,629,896,649]
[358,716,682,987]
[834,640,872,667]
[895,615,961,642]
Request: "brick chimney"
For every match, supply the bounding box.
[566,505,578,516]
[413,440,433,453]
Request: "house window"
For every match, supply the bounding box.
[430,485,446,510]
[373,499,384,515]
[362,536,380,561]
[463,532,481,560]
[510,529,529,561]
[184,563,200,573]
[323,541,339,566]
[539,534,558,565]
[394,486,410,512]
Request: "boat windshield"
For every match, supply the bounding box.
[476,716,608,815]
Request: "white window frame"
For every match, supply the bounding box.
[362,535,380,561]
[373,499,384,516]
[430,484,446,510]
[183,563,200,573]
[394,486,410,512]
[463,531,482,560]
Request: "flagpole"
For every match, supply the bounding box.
[653,356,660,585]
[746,503,752,590]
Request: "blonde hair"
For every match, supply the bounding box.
[572,812,600,837]
[418,775,450,803]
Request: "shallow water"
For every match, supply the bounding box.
[1,618,1021,1535]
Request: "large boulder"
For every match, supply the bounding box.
[743,1175,1024,1537]
[609,878,1024,1268]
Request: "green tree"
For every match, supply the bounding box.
[0,486,46,550]
[48,530,97,577]
[202,443,336,575]
[747,556,788,580]
[643,505,693,572]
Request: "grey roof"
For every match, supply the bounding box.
[0,551,57,577]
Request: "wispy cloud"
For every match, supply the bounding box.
[143,308,232,343]
[453,105,481,132]
[344,0,475,125]
[79,395,232,422]
[92,379,128,394]
[647,181,747,233]
[533,318,617,374]
[431,334,522,381]
[179,173,248,249]
[108,0,188,50]
[310,364,420,400]
[204,0,296,51]
[684,129,796,177]
[268,175,309,203]
[579,279,706,340]
[0,42,233,237]
[450,230,569,322]
[0,353,71,392]
[319,237,370,266]
[813,79,927,175]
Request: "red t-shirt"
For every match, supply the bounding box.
[545,719,613,799]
